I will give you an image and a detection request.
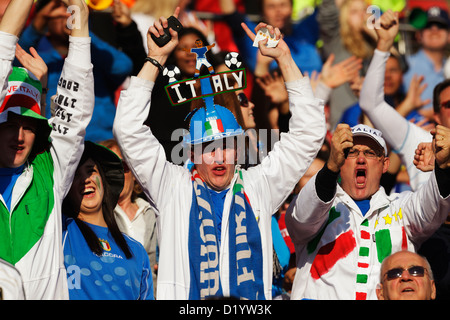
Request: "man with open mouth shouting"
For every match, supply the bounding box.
[286,121,450,300]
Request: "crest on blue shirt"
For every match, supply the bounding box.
[99,239,111,252]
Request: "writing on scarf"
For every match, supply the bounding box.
[234,191,255,285]
[196,187,220,297]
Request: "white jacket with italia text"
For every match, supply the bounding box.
[286,171,450,300]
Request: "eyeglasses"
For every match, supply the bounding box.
[237,92,249,107]
[440,100,450,109]
[346,148,382,159]
[384,266,427,281]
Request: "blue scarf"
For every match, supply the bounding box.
[188,167,265,300]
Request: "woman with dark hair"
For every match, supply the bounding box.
[62,141,154,300]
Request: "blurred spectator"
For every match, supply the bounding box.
[219,0,322,76]
[17,0,133,142]
[403,6,450,119]
[318,0,377,130]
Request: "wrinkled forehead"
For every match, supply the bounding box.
[353,136,384,154]
[192,137,238,153]
[383,251,428,271]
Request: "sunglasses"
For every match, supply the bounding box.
[346,148,382,159]
[237,92,249,107]
[384,266,427,281]
[440,100,450,109]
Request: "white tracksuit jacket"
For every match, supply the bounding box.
[113,76,326,300]
[0,33,94,299]
[286,171,450,300]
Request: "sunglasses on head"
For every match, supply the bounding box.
[237,92,249,107]
[384,266,427,281]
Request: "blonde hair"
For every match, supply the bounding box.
[339,0,375,59]
[131,0,179,19]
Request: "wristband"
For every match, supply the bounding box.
[145,57,164,72]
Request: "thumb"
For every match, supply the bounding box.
[324,53,335,68]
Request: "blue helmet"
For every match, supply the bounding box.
[183,103,244,145]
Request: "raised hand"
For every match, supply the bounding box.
[137,7,180,82]
[433,125,450,169]
[413,142,435,172]
[375,10,400,52]
[241,22,289,61]
[111,0,132,27]
[255,71,288,104]
[146,7,181,62]
[397,74,431,117]
[241,22,301,82]
[15,44,48,87]
[320,54,362,89]
[327,123,354,173]
[60,0,89,37]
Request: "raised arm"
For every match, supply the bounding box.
[241,22,302,82]
[0,0,35,104]
[50,0,95,197]
[0,0,34,36]
[241,22,326,213]
[359,10,432,190]
[113,8,188,209]
[401,127,450,245]
[285,124,351,243]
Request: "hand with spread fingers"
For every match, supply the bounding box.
[414,142,434,172]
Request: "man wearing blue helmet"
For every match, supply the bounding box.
[114,8,326,300]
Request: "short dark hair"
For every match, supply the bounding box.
[433,78,450,113]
